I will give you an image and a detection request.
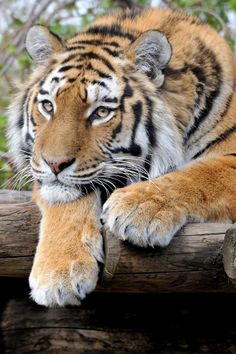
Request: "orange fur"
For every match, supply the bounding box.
[30,184,103,306]
[7,8,236,306]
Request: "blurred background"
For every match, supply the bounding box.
[0,0,236,188]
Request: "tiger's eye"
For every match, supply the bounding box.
[42,100,53,114]
[95,107,110,118]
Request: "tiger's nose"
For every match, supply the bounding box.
[43,157,75,174]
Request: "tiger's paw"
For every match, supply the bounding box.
[102,182,186,248]
[29,231,104,307]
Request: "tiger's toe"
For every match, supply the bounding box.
[102,185,186,248]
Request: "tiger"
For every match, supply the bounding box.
[7,7,236,306]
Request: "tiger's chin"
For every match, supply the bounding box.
[40,182,82,204]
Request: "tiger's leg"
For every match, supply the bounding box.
[102,155,236,247]
[29,184,103,306]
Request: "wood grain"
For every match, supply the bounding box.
[0,190,235,292]
[2,293,236,354]
[223,223,236,281]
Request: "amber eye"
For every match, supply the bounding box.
[41,100,54,114]
[94,107,111,119]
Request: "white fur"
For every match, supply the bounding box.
[7,95,29,170]
[149,100,184,178]
[29,260,99,306]
[86,75,120,126]
[135,121,149,157]
[40,183,82,204]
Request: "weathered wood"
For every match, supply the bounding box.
[223,223,236,281]
[2,292,236,354]
[0,189,235,292]
[0,189,31,204]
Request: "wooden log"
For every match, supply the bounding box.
[0,189,235,292]
[223,223,236,283]
[2,289,236,354]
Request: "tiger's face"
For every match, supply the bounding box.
[8,24,180,204]
[28,62,137,203]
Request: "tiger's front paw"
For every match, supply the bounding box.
[102,182,186,248]
[29,231,103,307]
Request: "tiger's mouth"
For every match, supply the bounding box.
[37,169,128,204]
[39,181,83,204]
[33,158,142,204]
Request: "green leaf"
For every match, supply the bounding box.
[230,0,236,10]
[6,43,17,55]
[13,17,24,26]
[18,53,32,67]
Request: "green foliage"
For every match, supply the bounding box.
[6,43,17,55]
[0,115,7,152]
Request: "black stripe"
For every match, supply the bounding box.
[75,64,83,70]
[61,53,80,64]
[49,30,63,44]
[30,115,36,127]
[81,78,87,84]
[144,97,156,147]
[185,82,221,141]
[163,65,189,78]
[102,47,120,57]
[192,66,206,84]
[86,63,112,79]
[143,154,152,175]
[128,101,143,157]
[131,101,142,141]
[120,78,134,113]
[103,97,118,103]
[39,89,49,95]
[17,90,29,128]
[111,122,122,140]
[193,123,236,159]
[17,114,24,128]
[83,87,88,103]
[86,24,135,41]
[108,41,121,47]
[67,78,77,83]
[66,45,86,51]
[226,153,236,157]
[25,132,34,144]
[25,90,34,132]
[91,80,108,89]
[108,146,142,156]
[22,144,32,160]
[184,42,222,141]
[143,96,156,174]
[80,52,114,72]
[68,39,120,47]
[51,77,60,83]
[58,65,75,72]
[191,91,234,146]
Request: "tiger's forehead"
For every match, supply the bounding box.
[37,62,121,104]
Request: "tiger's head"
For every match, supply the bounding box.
[8,22,182,204]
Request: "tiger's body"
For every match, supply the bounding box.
[8,8,236,306]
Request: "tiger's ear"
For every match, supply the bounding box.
[126,30,172,86]
[25,25,64,64]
